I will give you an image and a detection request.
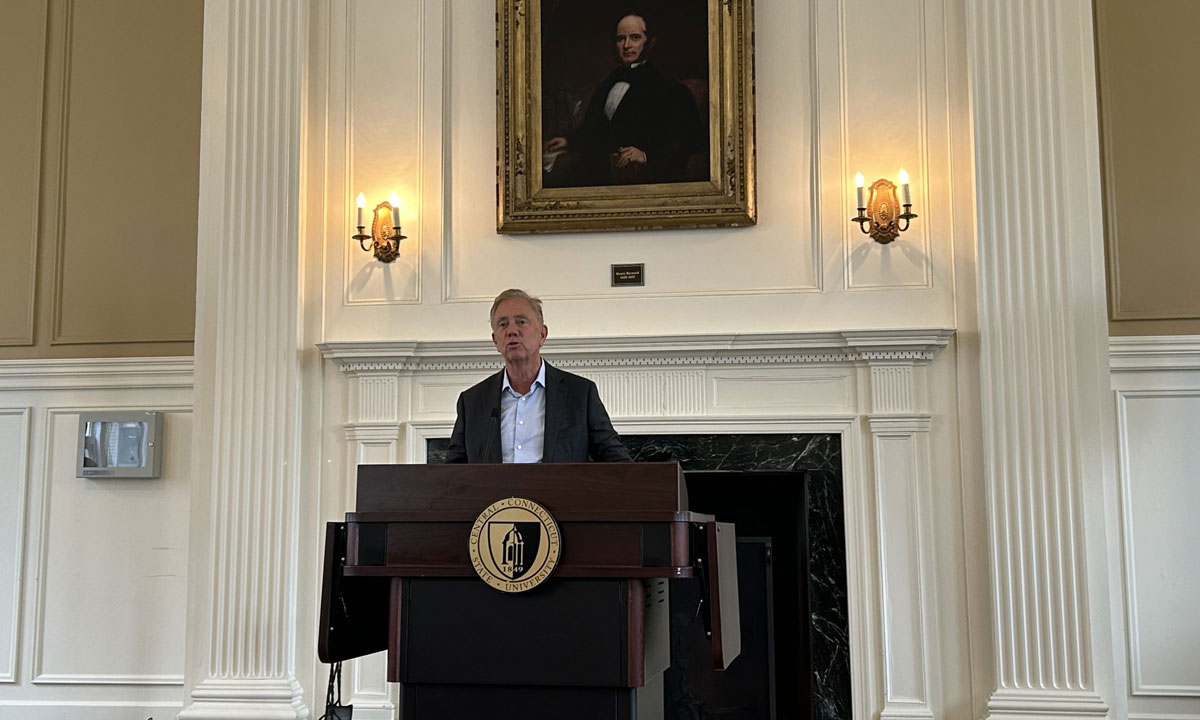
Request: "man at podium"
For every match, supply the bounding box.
[446,288,631,463]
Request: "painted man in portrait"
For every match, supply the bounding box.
[542,10,708,188]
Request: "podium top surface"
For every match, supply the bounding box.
[354,462,689,521]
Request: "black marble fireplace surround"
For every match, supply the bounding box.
[426,433,850,719]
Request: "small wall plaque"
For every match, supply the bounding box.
[611,263,645,287]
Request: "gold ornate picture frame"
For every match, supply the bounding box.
[497,0,756,234]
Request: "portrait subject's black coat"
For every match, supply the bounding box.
[571,61,704,186]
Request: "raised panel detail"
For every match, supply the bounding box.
[345,0,423,305]
[52,0,201,345]
[711,371,852,414]
[1117,390,1200,696]
[0,408,32,682]
[1097,0,1200,324]
[0,0,48,346]
[584,370,705,419]
[34,409,191,684]
[839,0,933,290]
[416,380,471,418]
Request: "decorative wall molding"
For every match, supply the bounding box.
[0,0,46,347]
[344,422,402,443]
[30,406,191,690]
[31,673,183,686]
[838,0,936,292]
[351,375,400,423]
[0,408,31,684]
[48,0,198,347]
[968,0,1115,716]
[318,329,954,372]
[868,416,931,433]
[588,369,706,419]
[1111,341,1200,715]
[0,357,194,391]
[1114,388,1200,699]
[180,0,309,716]
[1110,335,1200,372]
[869,366,918,415]
[987,688,1110,717]
[341,0,425,308]
[0,699,185,712]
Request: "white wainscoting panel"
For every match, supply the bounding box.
[1111,336,1200,720]
[1116,390,1200,696]
[0,408,31,683]
[0,357,193,718]
[33,409,191,685]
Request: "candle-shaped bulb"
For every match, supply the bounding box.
[898,169,911,205]
[388,193,402,227]
[854,173,865,209]
[356,193,366,227]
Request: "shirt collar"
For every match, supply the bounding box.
[502,360,546,394]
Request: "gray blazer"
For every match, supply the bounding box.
[445,363,631,463]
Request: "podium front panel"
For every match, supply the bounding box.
[399,578,634,687]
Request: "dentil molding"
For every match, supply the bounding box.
[318,329,955,372]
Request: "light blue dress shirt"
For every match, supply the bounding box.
[500,361,546,463]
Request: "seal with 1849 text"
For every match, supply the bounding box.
[468,497,562,593]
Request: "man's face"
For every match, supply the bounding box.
[491,298,548,365]
[615,15,649,65]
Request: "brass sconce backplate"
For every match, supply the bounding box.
[866,179,902,245]
[369,202,404,263]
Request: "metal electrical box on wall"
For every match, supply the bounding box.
[76,411,164,479]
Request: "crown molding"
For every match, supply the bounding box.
[1110,335,1200,371]
[0,356,194,390]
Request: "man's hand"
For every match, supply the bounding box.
[613,145,646,167]
[544,136,568,153]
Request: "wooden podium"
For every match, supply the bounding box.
[318,462,740,720]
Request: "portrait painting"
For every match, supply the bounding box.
[497,0,755,233]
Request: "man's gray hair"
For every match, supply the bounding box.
[490,288,544,326]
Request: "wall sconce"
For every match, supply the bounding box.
[353,192,406,263]
[852,170,918,244]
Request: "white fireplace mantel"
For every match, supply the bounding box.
[319,327,954,720]
[318,328,954,372]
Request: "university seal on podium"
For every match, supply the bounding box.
[468,497,561,593]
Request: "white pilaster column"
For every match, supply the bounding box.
[181,0,309,717]
[862,359,939,720]
[342,368,403,719]
[967,0,1113,717]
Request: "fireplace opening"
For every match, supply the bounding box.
[623,434,849,720]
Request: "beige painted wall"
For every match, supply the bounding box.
[0,0,201,359]
[1096,0,1200,335]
